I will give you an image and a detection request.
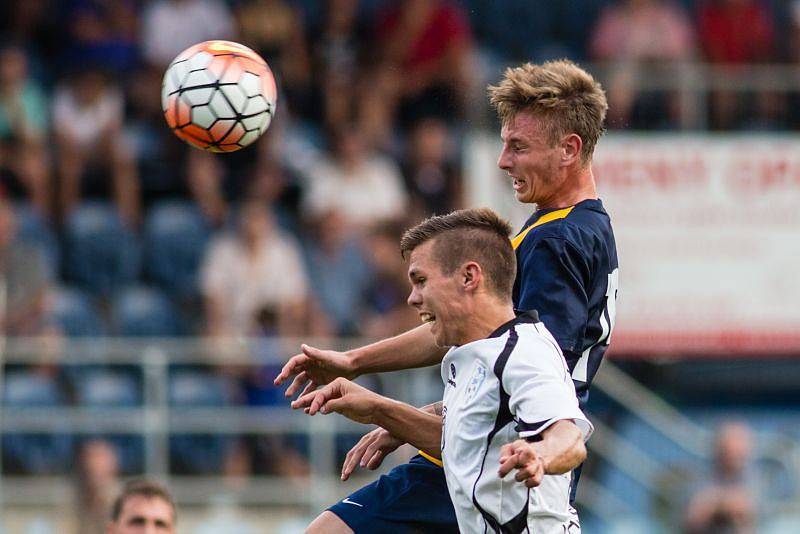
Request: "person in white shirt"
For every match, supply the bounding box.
[292,207,592,533]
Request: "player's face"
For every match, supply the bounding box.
[497,112,565,207]
[107,496,175,534]
[406,240,469,347]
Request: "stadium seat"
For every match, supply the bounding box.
[169,369,238,474]
[63,202,141,296]
[13,202,59,277]
[69,368,144,473]
[48,286,105,337]
[72,367,141,407]
[110,285,183,337]
[2,370,72,475]
[143,201,211,300]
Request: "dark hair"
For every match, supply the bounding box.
[400,208,516,299]
[111,479,176,523]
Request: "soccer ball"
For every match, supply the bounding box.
[161,40,277,152]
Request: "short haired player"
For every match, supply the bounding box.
[276,59,619,533]
[293,208,592,532]
[107,479,176,534]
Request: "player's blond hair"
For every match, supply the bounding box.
[488,60,608,163]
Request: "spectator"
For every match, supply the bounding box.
[301,125,408,233]
[684,422,758,534]
[300,209,371,336]
[361,222,420,339]
[698,0,777,129]
[361,0,475,142]
[201,199,310,337]
[62,0,139,74]
[75,439,120,534]
[52,68,140,225]
[306,0,369,128]
[107,479,176,534]
[141,0,235,68]
[0,197,52,336]
[401,117,461,217]
[0,45,50,217]
[235,0,310,113]
[589,0,695,128]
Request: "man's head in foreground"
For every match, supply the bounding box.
[107,479,176,534]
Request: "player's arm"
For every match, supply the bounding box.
[500,340,593,487]
[274,324,447,397]
[340,400,443,480]
[293,378,442,459]
[498,420,586,487]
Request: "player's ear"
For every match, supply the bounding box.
[463,262,482,292]
[561,133,582,167]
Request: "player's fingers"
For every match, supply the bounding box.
[366,449,385,470]
[524,468,545,488]
[274,355,306,385]
[342,436,372,479]
[321,397,345,414]
[299,380,318,398]
[361,435,386,466]
[301,344,328,363]
[498,453,518,477]
[290,389,318,410]
[284,371,310,398]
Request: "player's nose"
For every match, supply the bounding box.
[407,287,421,308]
[497,145,512,170]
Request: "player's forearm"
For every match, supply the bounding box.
[349,324,447,375]
[372,397,442,459]
[533,420,586,475]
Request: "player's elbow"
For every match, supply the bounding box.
[571,438,587,467]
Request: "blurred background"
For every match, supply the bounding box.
[1,0,800,532]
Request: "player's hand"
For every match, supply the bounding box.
[341,427,404,481]
[274,344,358,398]
[291,377,381,425]
[498,440,545,488]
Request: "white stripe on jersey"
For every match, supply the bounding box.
[440,319,592,534]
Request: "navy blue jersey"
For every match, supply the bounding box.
[512,198,618,407]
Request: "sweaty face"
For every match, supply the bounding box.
[497,112,565,207]
[406,240,468,347]
[109,496,174,534]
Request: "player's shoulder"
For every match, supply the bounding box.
[522,199,615,256]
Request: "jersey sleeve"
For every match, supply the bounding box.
[503,338,593,441]
[516,236,590,357]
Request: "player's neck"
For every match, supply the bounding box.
[460,301,517,345]
[538,167,597,210]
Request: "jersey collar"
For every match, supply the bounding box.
[487,310,539,339]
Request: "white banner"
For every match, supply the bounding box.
[465,133,800,355]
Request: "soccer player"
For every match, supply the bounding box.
[292,208,593,533]
[106,479,176,534]
[275,59,618,533]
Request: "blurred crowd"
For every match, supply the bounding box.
[3,0,800,527]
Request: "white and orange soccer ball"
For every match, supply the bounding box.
[161,40,277,152]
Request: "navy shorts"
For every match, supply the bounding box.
[328,454,459,534]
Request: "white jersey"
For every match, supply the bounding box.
[440,312,593,534]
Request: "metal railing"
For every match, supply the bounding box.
[2,337,799,528]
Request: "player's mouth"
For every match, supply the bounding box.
[512,177,526,191]
[420,312,436,324]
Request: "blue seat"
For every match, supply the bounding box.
[72,368,141,406]
[13,202,59,277]
[2,370,73,474]
[63,202,141,296]
[70,368,144,473]
[49,286,105,337]
[143,201,211,300]
[110,285,182,337]
[169,369,236,474]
